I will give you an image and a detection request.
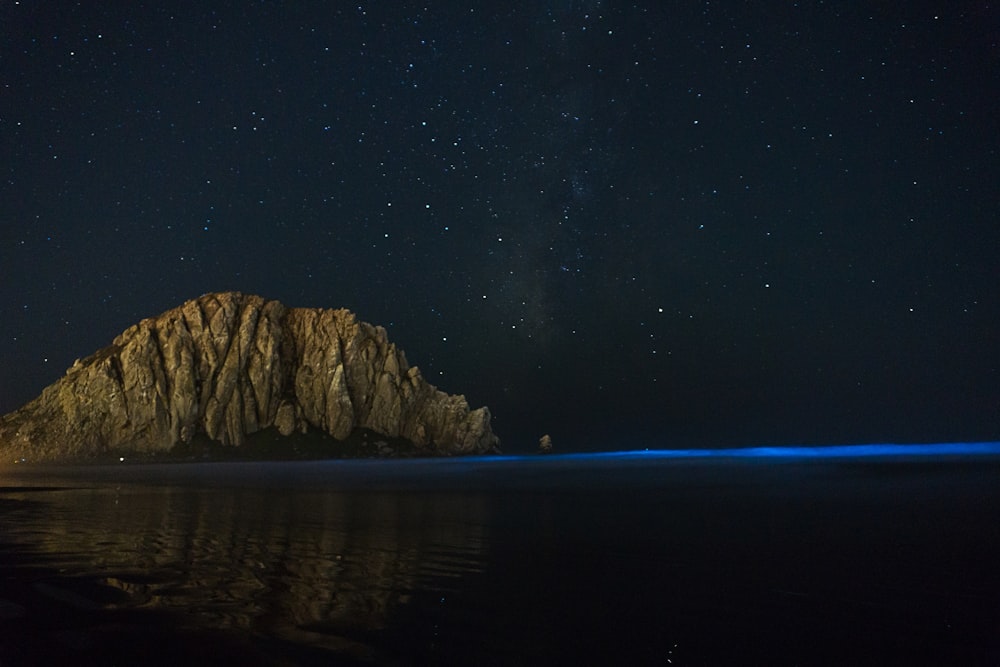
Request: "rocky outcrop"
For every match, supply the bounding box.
[0,292,499,462]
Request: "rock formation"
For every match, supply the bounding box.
[0,292,500,462]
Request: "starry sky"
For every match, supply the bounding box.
[2,2,998,452]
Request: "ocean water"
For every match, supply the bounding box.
[1,446,999,665]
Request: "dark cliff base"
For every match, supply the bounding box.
[20,428,430,466]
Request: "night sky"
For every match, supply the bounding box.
[2,2,998,452]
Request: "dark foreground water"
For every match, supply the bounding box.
[1,446,999,665]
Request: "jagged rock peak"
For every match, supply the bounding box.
[0,292,500,462]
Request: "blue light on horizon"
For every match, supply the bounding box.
[468,441,1000,464]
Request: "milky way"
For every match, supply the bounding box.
[2,3,997,450]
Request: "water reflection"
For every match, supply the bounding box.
[0,481,489,659]
[4,455,999,665]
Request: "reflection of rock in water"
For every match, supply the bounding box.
[7,484,490,653]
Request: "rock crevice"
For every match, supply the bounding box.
[0,292,500,462]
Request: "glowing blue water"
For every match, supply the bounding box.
[4,439,998,666]
[476,441,1000,463]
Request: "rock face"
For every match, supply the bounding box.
[0,292,500,462]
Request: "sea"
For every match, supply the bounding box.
[1,444,999,666]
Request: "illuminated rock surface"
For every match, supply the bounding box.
[0,292,499,462]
